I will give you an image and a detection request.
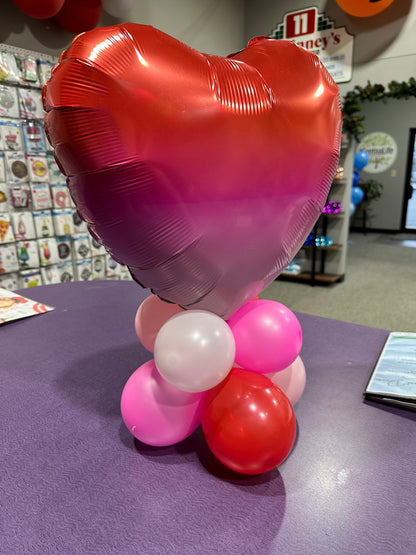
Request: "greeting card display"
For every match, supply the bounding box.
[0,120,23,150]
[10,211,36,240]
[0,243,19,273]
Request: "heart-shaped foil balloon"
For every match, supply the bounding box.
[43,24,341,318]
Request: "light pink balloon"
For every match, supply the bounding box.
[134,294,184,352]
[120,360,205,447]
[227,299,302,374]
[267,356,306,406]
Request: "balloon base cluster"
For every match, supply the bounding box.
[121,297,306,476]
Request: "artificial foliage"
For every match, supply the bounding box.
[342,77,416,141]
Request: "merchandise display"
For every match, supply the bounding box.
[0,44,132,290]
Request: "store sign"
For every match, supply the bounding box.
[270,7,354,83]
[358,132,397,174]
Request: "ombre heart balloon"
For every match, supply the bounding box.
[43,24,341,318]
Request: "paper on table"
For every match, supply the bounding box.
[0,286,54,324]
[364,332,416,410]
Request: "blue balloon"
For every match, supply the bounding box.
[351,186,364,205]
[354,150,369,171]
[352,170,360,187]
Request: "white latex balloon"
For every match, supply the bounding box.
[102,0,133,18]
[154,310,236,393]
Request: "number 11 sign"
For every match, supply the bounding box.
[270,7,354,83]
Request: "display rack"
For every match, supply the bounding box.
[0,43,132,291]
[279,138,355,285]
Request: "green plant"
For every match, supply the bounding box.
[342,77,416,141]
[358,178,383,209]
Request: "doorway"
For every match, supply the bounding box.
[402,128,416,231]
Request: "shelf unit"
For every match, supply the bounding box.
[279,138,355,285]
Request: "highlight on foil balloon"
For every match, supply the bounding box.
[43,23,342,319]
[202,368,296,475]
[267,356,306,406]
[227,299,302,374]
[120,360,205,447]
[154,310,236,393]
[335,0,395,18]
[134,294,184,352]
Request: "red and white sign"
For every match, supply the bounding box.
[270,7,354,83]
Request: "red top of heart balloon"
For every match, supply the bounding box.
[43,24,341,318]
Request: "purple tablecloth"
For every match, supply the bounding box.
[2,281,415,554]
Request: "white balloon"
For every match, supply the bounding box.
[154,310,235,393]
[102,0,133,19]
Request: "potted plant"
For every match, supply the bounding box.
[358,178,384,211]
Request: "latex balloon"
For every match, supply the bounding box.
[102,0,133,18]
[43,24,342,319]
[13,0,65,19]
[352,169,360,188]
[227,299,302,374]
[267,356,306,406]
[351,186,364,206]
[120,360,205,447]
[134,294,184,352]
[354,150,370,171]
[202,368,296,474]
[154,311,235,392]
[54,0,101,34]
[336,0,395,18]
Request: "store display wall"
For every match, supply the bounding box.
[0,45,131,290]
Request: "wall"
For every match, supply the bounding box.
[244,0,416,230]
[353,97,416,230]
[1,0,245,57]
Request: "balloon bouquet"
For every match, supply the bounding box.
[350,150,370,217]
[43,24,342,475]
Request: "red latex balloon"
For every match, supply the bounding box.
[13,0,65,19]
[54,0,101,34]
[44,24,341,318]
[202,368,296,475]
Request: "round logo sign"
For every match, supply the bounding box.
[358,132,397,174]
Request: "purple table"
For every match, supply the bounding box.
[2,281,415,554]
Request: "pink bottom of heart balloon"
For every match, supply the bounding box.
[121,360,205,447]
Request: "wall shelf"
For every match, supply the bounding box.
[278,137,355,286]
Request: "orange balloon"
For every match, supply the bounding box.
[336,0,395,17]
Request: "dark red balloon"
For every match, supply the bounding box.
[13,0,65,19]
[54,0,101,34]
[202,368,296,475]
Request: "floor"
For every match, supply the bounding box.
[262,231,416,331]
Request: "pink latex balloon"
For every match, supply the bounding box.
[135,294,184,352]
[267,356,306,406]
[43,24,342,319]
[120,360,205,447]
[227,299,302,374]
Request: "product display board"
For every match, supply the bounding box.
[0,44,132,290]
